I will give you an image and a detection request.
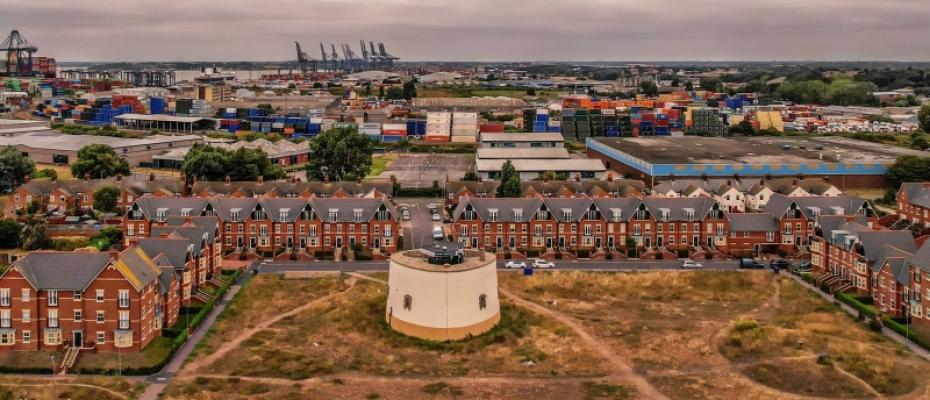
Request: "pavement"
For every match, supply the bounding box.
[372,153,472,187]
[138,262,258,400]
[259,258,740,273]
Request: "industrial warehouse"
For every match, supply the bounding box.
[586,135,928,188]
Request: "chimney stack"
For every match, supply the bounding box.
[606,173,614,182]
[109,249,120,259]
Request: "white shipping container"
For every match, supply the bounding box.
[272,123,285,129]
[536,108,549,115]
[451,135,477,143]
[226,107,236,113]
[362,123,381,129]
[426,128,451,136]
[382,123,407,131]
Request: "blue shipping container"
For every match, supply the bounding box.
[381,135,404,143]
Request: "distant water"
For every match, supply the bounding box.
[174,70,297,82]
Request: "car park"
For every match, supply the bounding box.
[532,259,555,269]
[504,260,526,269]
[681,259,704,269]
[739,258,765,269]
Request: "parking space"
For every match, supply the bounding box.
[372,153,473,187]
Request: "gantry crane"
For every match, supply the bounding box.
[1,30,38,77]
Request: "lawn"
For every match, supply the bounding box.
[77,336,175,374]
[366,154,394,178]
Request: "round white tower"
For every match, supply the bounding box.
[385,243,500,341]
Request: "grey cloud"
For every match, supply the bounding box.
[0,0,928,61]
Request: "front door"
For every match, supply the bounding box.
[373,238,380,249]
[595,237,602,248]
[471,237,478,248]
[546,237,553,248]
[693,236,699,247]
[656,236,663,247]
[496,237,503,249]
[509,237,515,248]
[607,236,614,248]
[644,237,651,248]
[249,237,256,248]
[286,237,293,248]
[707,237,713,248]
[73,331,83,348]
[300,237,306,248]
[237,237,243,247]
[336,237,343,248]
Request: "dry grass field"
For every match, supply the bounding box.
[165,271,930,400]
[0,375,146,400]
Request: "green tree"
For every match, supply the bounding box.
[0,219,21,248]
[640,81,658,97]
[228,148,286,181]
[918,104,930,133]
[70,144,130,179]
[19,215,51,250]
[700,77,723,92]
[0,146,36,193]
[181,144,230,182]
[729,120,756,136]
[92,185,121,213]
[305,127,373,181]
[911,135,930,151]
[25,199,41,215]
[496,160,521,197]
[526,88,537,96]
[385,86,405,100]
[402,79,418,100]
[463,169,478,181]
[35,168,57,180]
[885,156,930,189]
[378,85,385,98]
[684,81,694,92]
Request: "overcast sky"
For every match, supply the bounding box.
[2,0,929,62]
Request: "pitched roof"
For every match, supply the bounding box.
[591,198,646,221]
[643,197,722,221]
[899,182,930,209]
[209,197,259,222]
[114,247,161,291]
[308,198,394,222]
[453,198,543,222]
[191,180,391,198]
[150,225,209,254]
[907,241,930,272]
[260,197,312,222]
[728,213,778,232]
[763,193,870,219]
[131,195,210,219]
[137,238,192,271]
[17,176,181,197]
[873,245,914,279]
[544,198,594,222]
[166,216,219,242]
[10,251,111,291]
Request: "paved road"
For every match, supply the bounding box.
[139,263,258,400]
[395,197,444,250]
[259,259,740,273]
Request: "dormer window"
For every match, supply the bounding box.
[488,208,499,222]
[156,208,167,222]
[353,208,363,222]
[610,208,622,222]
[831,206,844,215]
[561,208,572,221]
[328,209,339,222]
[180,207,192,217]
[683,208,695,221]
[279,208,290,222]
[659,208,670,222]
[513,209,523,222]
[230,207,241,221]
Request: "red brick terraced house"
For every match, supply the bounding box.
[450,196,728,256]
[763,193,877,255]
[725,213,780,257]
[123,196,213,245]
[811,214,916,296]
[906,243,930,327]
[8,175,181,216]
[191,180,392,200]
[872,245,916,319]
[444,180,645,210]
[124,195,399,257]
[0,247,174,354]
[137,237,192,309]
[897,182,930,229]
[150,225,214,293]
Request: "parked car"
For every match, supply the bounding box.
[427,203,437,212]
[401,209,410,221]
[793,261,813,273]
[532,259,555,269]
[431,213,441,221]
[770,259,791,270]
[504,260,526,269]
[739,258,765,269]
[432,225,444,240]
[681,259,704,269]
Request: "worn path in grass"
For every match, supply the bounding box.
[0,381,129,400]
[182,276,359,374]
[499,287,669,400]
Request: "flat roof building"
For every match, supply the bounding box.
[475,158,607,181]
[0,131,203,166]
[479,132,565,148]
[412,97,526,113]
[587,136,928,189]
[114,114,216,133]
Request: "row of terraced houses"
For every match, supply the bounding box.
[807,182,930,328]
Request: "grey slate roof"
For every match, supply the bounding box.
[591,198,646,221]
[150,226,208,254]
[116,247,161,291]
[857,231,916,269]
[191,181,392,198]
[453,198,544,222]
[18,176,181,197]
[138,238,193,271]
[873,245,914,279]
[209,197,259,222]
[260,198,312,222]
[899,182,930,209]
[166,216,219,242]
[308,198,394,222]
[728,213,778,232]
[544,198,594,222]
[643,197,722,221]
[131,196,210,219]
[10,252,111,291]
[907,242,930,272]
[764,193,871,220]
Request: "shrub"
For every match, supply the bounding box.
[882,317,930,351]
[605,252,613,260]
[735,319,758,332]
[868,318,883,332]
[655,252,663,260]
[835,292,878,319]
[677,249,689,259]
